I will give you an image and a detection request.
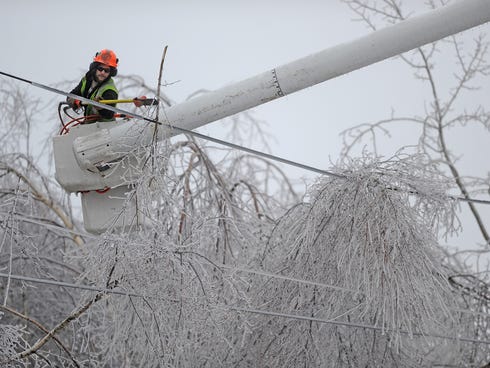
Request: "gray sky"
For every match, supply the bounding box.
[2,0,489,249]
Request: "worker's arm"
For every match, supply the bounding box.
[66,79,84,109]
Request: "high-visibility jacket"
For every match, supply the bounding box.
[80,77,118,121]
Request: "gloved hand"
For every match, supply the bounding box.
[133,96,147,108]
[67,98,81,111]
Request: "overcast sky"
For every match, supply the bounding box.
[2,0,489,249]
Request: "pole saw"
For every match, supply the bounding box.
[87,97,159,107]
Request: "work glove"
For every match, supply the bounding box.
[67,98,81,111]
[133,96,147,108]
[66,97,82,110]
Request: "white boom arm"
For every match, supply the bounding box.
[153,0,490,132]
[53,0,490,233]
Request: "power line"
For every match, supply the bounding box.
[1,264,489,318]
[4,215,490,320]
[5,213,490,325]
[218,264,359,294]
[1,71,490,206]
[2,272,488,346]
[0,215,358,296]
[0,272,141,297]
[0,267,355,300]
[229,306,490,345]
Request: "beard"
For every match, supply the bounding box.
[95,73,109,83]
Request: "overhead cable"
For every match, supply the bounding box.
[0,272,142,297]
[230,306,490,345]
[1,71,489,206]
[1,272,489,345]
[218,264,359,294]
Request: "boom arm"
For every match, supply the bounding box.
[159,0,490,132]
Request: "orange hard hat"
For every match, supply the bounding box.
[93,49,118,68]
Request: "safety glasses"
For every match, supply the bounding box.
[96,66,111,73]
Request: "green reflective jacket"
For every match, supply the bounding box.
[80,77,118,122]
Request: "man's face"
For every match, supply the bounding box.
[95,64,111,82]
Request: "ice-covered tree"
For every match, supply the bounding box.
[1,1,490,366]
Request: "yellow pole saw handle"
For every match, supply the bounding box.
[98,97,158,106]
[99,99,134,104]
[78,97,157,107]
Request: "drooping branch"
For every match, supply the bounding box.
[0,159,84,247]
[12,292,104,362]
[0,304,80,367]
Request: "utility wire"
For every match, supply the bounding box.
[0,268,356,299]
[0,213,358,295]
[1,71,490,206]
[0,209,359,295]
[1,261,488,318]
[5,212,490,322]
[1,272,489,345]
[229,306,490,345]
[0,70,340,179]
[218,264,359,294]
[0,272,142,297]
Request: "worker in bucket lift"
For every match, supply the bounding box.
[67,49,119,123]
